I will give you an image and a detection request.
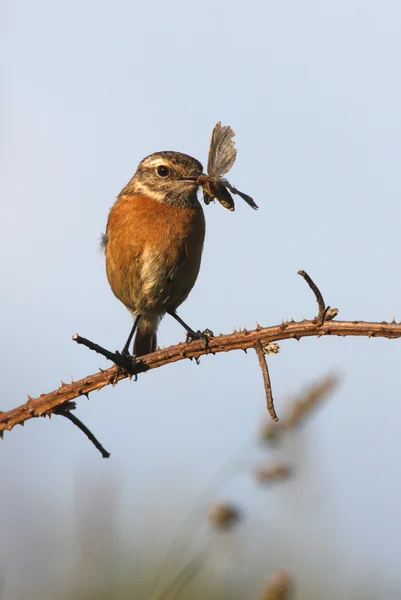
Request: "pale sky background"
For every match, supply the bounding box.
[2,1,401,598]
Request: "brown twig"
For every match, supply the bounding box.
[1,270,400,439]
[72,334,147,376]
[1,319,399,438]
[298,269,337,324]
[53,405,110,458]
[255,340,278,421]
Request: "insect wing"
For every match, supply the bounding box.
[207,122,237,178]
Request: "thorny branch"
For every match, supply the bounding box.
[1,271,400,455]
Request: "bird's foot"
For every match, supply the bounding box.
[186,328,214,352]
[112,349,139,381]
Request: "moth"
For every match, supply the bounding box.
[198,122,258,211]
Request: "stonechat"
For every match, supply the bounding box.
[102,151,210,357]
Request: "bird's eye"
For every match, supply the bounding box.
[157,165,170,178]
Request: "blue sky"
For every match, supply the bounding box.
[2,1,401,598]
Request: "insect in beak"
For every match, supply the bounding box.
[198,122,258,211]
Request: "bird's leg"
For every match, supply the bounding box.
[119,314,142,358]
[167,311,213,349]
[110,314,143,381]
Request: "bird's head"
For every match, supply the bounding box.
[121,151,204,207]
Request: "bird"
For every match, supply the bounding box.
[102,151,211,358]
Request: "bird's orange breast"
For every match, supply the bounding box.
[105,194,205,314]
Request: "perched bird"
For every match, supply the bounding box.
[102,151,210,357]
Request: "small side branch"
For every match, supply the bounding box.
[298,270,338,324]
[53,404,110,458]
[255,341,278,422]
[72,334,147,375]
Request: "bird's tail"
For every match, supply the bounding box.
[133,316,158,357]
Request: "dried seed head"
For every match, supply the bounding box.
[254,463,292,483]
[324,306,339,320]
[284,374,339,429]
[259,420,282,443]
[208,502,241,530]
[259,570,293,600]
[262,342,280,355]
[259,373,339,444]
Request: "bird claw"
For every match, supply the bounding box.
[186,328,214,352]
[113,350,139,379]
